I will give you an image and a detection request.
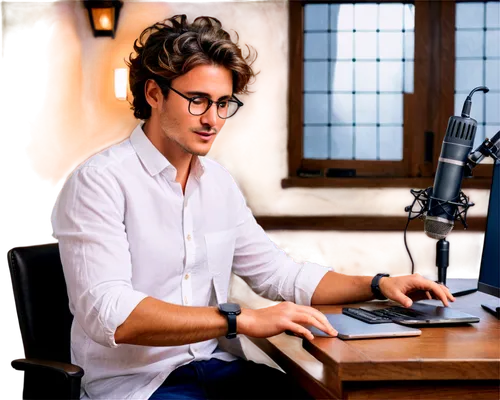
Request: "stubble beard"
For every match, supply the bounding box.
[159,115,210,157]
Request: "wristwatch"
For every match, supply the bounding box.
[371,273,390,300]
[218,303,241,339]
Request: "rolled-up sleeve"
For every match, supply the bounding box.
[51,167,148,348]
[231,189,332,306]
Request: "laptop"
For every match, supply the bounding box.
[306,313,421,339]
[342,159,500,326]
[477,160,500,319]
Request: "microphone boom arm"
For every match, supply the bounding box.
[465,129,500,177]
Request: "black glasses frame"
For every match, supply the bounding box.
[167,85,244,119]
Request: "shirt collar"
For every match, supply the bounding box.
[130,122,206,181]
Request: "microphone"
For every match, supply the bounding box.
[424,86,489,240]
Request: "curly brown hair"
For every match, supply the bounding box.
[126,14,257,120]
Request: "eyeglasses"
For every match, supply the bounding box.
[167,85,243,119]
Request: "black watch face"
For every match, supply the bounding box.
[220,303,240,313]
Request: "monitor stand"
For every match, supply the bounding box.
[444,278,478,297]
[481,301,500,320]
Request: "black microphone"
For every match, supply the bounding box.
[424,86,489,240]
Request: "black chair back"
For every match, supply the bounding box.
[8,243,73,364]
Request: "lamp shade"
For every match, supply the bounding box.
[84,0,123,38]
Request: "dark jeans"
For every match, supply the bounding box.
[149,358,313,400]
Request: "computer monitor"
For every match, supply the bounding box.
[478,159,500,317]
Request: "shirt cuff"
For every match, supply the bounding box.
[294,262,333,306]
[103,290,149,348]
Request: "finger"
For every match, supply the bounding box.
[296,312,338,337]
[440,284,456,302]
[389,289,413,308]
[287,322,315,341]
[426,290,432,300]
[297,306,338,336]
[426,281,449,306]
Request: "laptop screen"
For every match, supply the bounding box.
[478,160,500,298]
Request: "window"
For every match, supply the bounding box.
[303,3,414,162]
[285,0,496,188]
[454,2,500,150]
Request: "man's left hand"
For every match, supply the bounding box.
[378,273,455,308]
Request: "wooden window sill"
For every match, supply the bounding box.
[281,177,492,189]
[255,216,486,232]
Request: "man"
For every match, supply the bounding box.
[52,14,454,400]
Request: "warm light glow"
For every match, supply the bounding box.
[114,68,128,101]
[99,15,111,30]
[91,8,114,31]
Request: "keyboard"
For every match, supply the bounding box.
[342,307,393,324]
[343,306,425,324]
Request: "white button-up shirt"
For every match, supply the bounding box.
[51,123,331,400]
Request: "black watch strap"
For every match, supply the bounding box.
[218,303,241,339]
[371,273,390,300]
[226,313,237,339]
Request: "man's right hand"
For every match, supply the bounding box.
[237,301,337,341]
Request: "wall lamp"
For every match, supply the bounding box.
[84,0,123,38]
[114,68,128,101]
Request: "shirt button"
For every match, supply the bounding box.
[184,273,190,280]
[186,234,192,241]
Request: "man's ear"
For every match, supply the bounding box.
[144,79,165,110]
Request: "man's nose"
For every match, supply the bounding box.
[200,103,219,126]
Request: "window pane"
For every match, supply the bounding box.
[355,94,377,123]
[330,4,354,31]
[331,32,354,60]
[304,33,328,59]
[379,32,404,59]
[456,30,484,58]
[355,32,377,59]
[354,3,378,30]
[379,4,404,30]
[331,94,353,124]
[379,94,403,124]
[304,4,329,31]
[455,1,496,151]
[379,126,403,160]
[355,126,377,160]
[486,30,500,58]
[486,93,500,124]
[404,31,415,60]
[404,4,415,30]
[455,60,483,92]
[304,62,328,92]
[404,61,414,93]
[304,126,328,159]
[303,2,413,162]
[379,61,403,92]
[486,2,500,28]
[331,61,353,91]
[456,3,485,29]
[486,60,500,91]
[475,125,486,146]
[355,62,377,91]
[330,125,354,159]
[304,94,329,124]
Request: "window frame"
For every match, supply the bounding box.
[285,0,493,189]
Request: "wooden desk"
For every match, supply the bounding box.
[249,291,500,400]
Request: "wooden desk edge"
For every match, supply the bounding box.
[247,335,339,399]
[303,339,500,381]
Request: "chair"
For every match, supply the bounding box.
[8,243,84,399]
